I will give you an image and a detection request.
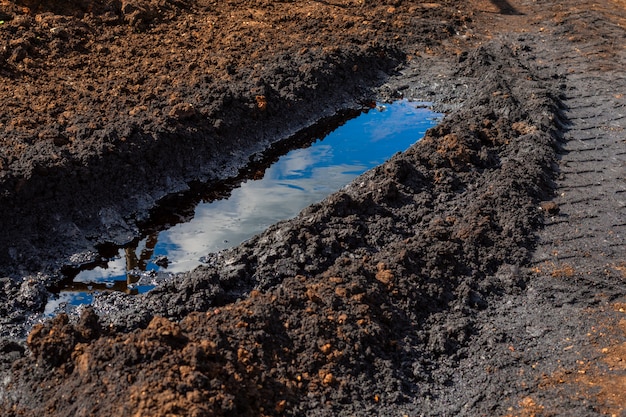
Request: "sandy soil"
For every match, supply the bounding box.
[0,0,624,415]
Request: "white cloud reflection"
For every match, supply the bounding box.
[158,144,366,273]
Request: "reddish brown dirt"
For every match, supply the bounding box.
[0,0,625,416]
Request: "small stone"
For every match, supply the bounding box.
[322,372,335,385]
[275,399,287,413]
[255,95,267,111]
[50,27,68,38]
[540,201,559,214]
[154,255,169,268]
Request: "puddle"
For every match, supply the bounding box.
[47,100,442,312]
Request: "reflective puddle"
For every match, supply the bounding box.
[46,100,442,314]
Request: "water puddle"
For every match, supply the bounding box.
[47,100,442,313]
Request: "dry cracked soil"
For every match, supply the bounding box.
[0,0,625,416]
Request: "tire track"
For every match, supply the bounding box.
[519,4,626,413]
[457,2,626,415]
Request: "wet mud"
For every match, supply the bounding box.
[0,0,625,416]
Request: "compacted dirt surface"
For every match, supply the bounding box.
[0,0,625,415]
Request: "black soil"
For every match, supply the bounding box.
[0,0,625,416]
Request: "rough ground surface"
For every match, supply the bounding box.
[0,0,625,416]
[0,0,468,335]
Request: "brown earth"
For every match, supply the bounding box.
[0,0,625,416]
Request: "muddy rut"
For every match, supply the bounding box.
[0,0,625,416]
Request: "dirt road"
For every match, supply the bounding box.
[0,0,624,415]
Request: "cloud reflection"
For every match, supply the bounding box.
[158,145,366,273]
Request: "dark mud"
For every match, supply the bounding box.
[0,0,625,416]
